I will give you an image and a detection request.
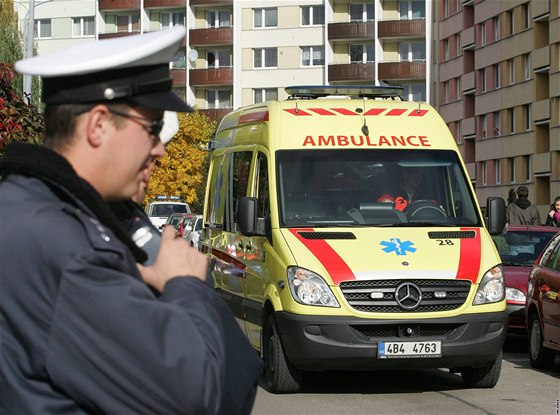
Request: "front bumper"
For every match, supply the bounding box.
[506,303,527,334]
[275,311,508,371]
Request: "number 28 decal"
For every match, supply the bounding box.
[436,239,455,246]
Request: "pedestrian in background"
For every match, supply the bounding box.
[506,185,541,226]
[0,27,262,414]
[545,196,560,227]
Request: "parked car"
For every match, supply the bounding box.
[145,197,191,231]
[492,225,558,334]
[162,212,190,234]
[526,231,560,368]
[183,215,203,249]
[175,214,197,238]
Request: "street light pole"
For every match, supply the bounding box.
[23,0,35,103]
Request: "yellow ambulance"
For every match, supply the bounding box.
[200,86,508,393]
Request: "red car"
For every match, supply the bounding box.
[492,225,558,334]
[526,231,560,368]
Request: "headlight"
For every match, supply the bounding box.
[505,287,526,302]
[473,265,505,305]
[287,267,339,307]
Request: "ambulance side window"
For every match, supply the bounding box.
[205,154,226,228]
[225,151,252,232]
[256,152,270,219]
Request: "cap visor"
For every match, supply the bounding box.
[130,91,193,112]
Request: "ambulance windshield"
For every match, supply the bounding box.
[277,149,481,228]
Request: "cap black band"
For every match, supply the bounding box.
[42,64,172,105]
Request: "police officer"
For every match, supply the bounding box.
[0,27,262,414]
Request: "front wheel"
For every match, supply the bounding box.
[460,351,502,388]
[264,315,302,394]
[528,312,556,368]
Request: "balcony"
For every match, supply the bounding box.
[328,21,374,41]
[144,0,186,6]
[190,0,232,6]
[378,19,426,39]
[377,61,426,81]
[190,67,233,86]
[98,0,140,11]
[190,27,233,47]
[98,31,140,40]
[171,69,186,87]
[328,63,375,83]
[198,108,232,124]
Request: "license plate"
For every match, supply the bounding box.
[378,341,441,358]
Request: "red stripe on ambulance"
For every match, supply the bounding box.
[283,108,429,117]
[289,229,355,285]
[456,228,481,283]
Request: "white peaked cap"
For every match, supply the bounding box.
[15,26,193,112]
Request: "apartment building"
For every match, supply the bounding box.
[96,0,432,121]
[14,0,96,57]
[438,0,560,215]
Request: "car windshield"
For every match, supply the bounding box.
[277,149,481,228]
[493,231,556,266]
[152,204,188,217]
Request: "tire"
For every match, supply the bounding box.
[528,312,555,369]
[264,315,302,394]
[461,351,502,388]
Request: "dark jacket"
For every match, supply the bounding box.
[506,198,541,226]
[544,204,560,227]
[0,143,263,414]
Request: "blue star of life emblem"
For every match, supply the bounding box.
[380,238,416,256]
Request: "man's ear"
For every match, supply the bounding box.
[85,105,111,148]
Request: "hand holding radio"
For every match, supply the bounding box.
[138,226,208,293]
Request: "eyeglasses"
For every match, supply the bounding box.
[108,108,164,144]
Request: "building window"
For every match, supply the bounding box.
[524,53,531,80]
[456,120,462,144]
[301,6,324,26]
[494,16,500,41]
[481,114,487,138]
[206,89,231,109]
[509,157,515,183]
[162,12,185,28]
[508,59,514,84]
[480,22,486,46]
[254,88,278,103]
[523,155,531,181]
[399,42,425,61]
[455,33,461,56]
[481,161,487,185]
[207,49,231,68]
[494,64,501,89]
[494,111,501,136]
[350,3,374,21]
[116,14,139,33]
[524,104,531,131]
[508,108,515,133]
[399,1,424,19]
[34,19,51,38]
[302,46,324,67]
[171,50,186,69]
[523,3,530,29]
[72,16,94,37]
[400,83,426,101]
[349,44,374,63]
[254,48,277,68]
[254,8,277,28]
[443,38,449,61]
[207,10,231,28]
[508,10,514,35]
[481,67,487,92]
[496,159,502,184]
[456,77,462,100]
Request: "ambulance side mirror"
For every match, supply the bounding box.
[485,197,506,236]
[238,197,268,237]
